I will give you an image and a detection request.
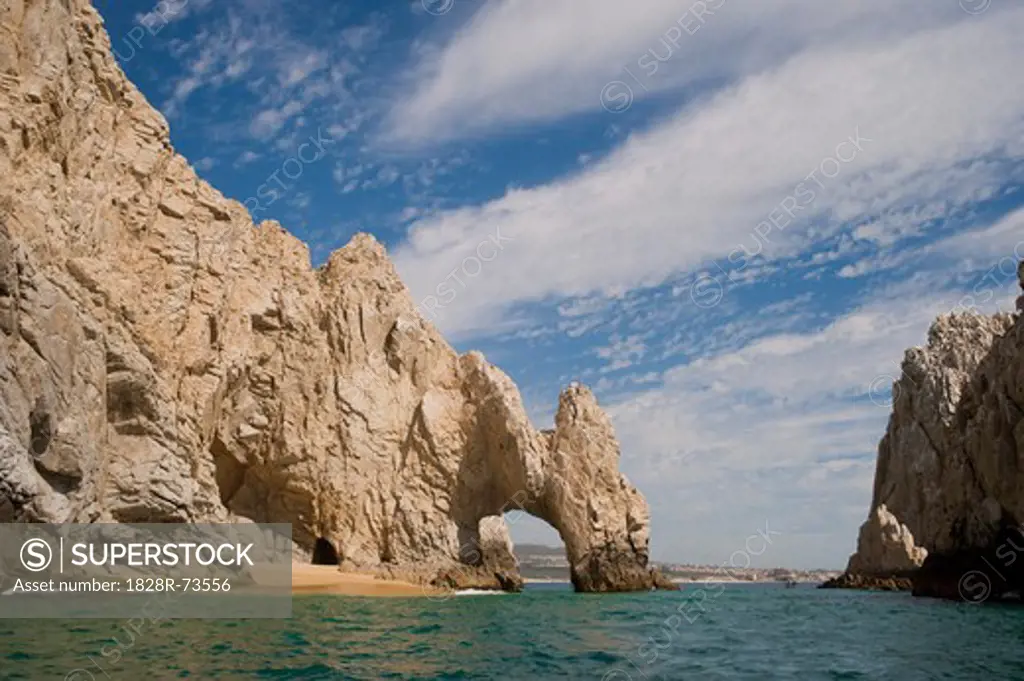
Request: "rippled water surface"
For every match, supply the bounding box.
[2,583,1023,680]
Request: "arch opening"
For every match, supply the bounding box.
[505,511,569,583]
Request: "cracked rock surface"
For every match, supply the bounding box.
[0,0,669,592]
[843,267,1024,599]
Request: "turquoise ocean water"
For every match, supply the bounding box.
[2,583,1023,680]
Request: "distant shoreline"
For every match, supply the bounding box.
[522,576,831,585]
[670,577,827,584]
[260,566,832,597]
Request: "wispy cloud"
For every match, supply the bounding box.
[392,9,1024,339]
[604,247,1020,567]
[135,0,213,28]
[192,156,217,172]
[160,6,386,153]
[235,150,261,166]
[385,0,995,145]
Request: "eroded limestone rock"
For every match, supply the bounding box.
[846,504,927,576]
[0,0,668,592]
[841,265,1024,601]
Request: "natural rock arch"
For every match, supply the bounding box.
[0,0,668,593]
[444,365,662,592]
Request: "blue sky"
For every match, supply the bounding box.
[93,0,1024,569]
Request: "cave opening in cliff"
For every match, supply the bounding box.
[312,537,340,565]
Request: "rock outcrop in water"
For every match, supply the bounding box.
[846,504,928,576]
[0,0,670,593]
[834,265,1024,602]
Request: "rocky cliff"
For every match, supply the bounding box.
[836,266,1024,601]
[0,0,668,592]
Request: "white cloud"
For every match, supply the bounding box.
[605,272,1018,567]
[333,162,365,185]
[937,205,1024,264]
[278,50,329,88]
[250,100,306,140]
[162,16,259,116]
[595,334,647,372]
[832,205,1024,286]
[392,11,1024,339]
[135,0,212,28]
[289,192,313,210]
[385,0,994,144]
[341,20,386,52]
[235,150,261,166]
[159,8,377,145]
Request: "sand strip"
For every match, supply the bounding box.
[256,564,437,597]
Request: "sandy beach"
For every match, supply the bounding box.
[285,564,436,597]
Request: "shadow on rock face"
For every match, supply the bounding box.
[912,521,1024,604]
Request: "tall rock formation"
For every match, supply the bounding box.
[839,268,1024,601]
[0,0,669,592]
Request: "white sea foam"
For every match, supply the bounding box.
[454,589,506,596]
